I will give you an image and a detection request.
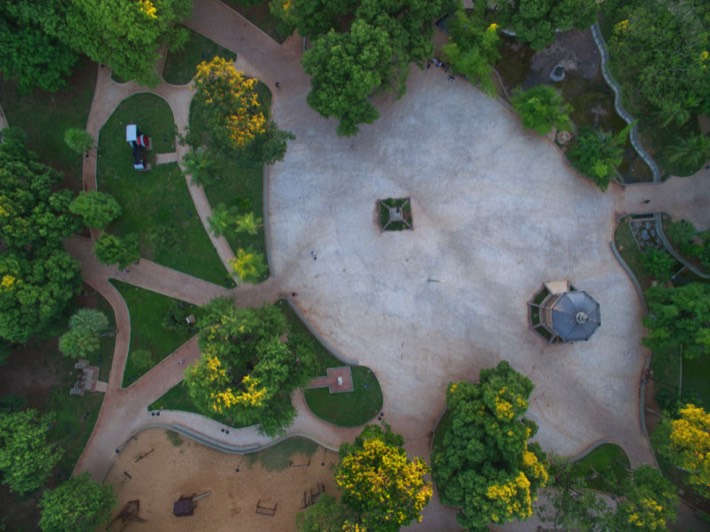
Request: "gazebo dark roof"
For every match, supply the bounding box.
[173,496,195,517]
[544,290,600,342]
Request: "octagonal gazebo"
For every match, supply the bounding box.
[529,281,601,344]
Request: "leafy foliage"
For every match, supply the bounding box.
[567,126,628,191]
[442,9,501,96]
[301,0,453,135]
[612,465,678,531]
[59,308,109,359]
[640,248,675,283]
[94,233,140,269]
[39,473,116,532]
[230,248,268,283]
[665,134,710,176]
[0,409,63,495]
[511,85,571,136]
[270,0,358,39]
[491,0,599,50]
[336,424,432,531]
[665,219,710,272]
[643,283,710,369]
[432,361,549,530]
[182,145,217,186]
[297,494,354,532]
[69,191,121,229]
[63,128,94,153]
[184,299,318,435]
[0,2,79,92]
[0,128,82,343]
[653,404,710,498]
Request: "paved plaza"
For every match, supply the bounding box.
[269,66,653,466]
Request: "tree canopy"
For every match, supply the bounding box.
[69,190,121,229]
[39,473,116,532]
[0,409,63,495]
[94,234,140,270]
[59,309,110,359]
[185,299,318,435]
[612,465,678,531]
[442,8,501,96]
[567,126,628,191]
[336,424,432,531]
[301,0,453,135]
[643,283,710,372]
[511,84,571,135]
[490,0,599,50]
[432,360,549,531]
[270,0,358,39]
[0,128,82,343]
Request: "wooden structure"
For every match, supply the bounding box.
[107,500,147,530]
[301,483,326,509]
[256,500,277,516]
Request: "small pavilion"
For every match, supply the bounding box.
[529,281,601,344]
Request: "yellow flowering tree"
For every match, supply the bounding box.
[654,403,710,498]
[184,298,318,435]
[432,361,549,530]
[194,57,266,150]
[336,424,432,531]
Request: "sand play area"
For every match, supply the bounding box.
[105,429,339,531]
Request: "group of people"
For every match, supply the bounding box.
[428,57,457,82]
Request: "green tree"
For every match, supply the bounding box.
[0,2,79,92]
[58,308,109,359]
[230,248,268,284]
[640,248,675,282]
[652,404,710,498]
[511,85,571,136]
[666,219,700,258]
[208,203,239,237]
[184,300,318,436]
[567,126,628,191]
[69,191,122,229]
[39,473,116,532]
[63,128,94,153]
[643,283,710,370]
[665,134,710,176]
[442,9,501,96]
[491,0,599,50]
[303,21,392,136]
[0,409,63,495]
[55,0,192,86]
[612,465,678,531]
[432,361,549,531]
[336,424,432,531]
[235,212,263,235]
[94,234,140,269]
[0,249,82,344]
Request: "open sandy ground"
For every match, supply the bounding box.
[105,429,340,532]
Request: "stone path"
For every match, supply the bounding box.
[4,1,695,530]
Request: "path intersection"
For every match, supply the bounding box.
[44,1,708,529]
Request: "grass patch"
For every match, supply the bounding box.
[571,443,630,494]
[246,436,318,471]
[97,93,229,284]
[614,218,654,291]
[223,0,291,43]
[0,56,97,190]
[165,429,184,446]
[276,301,339,370]
[304,366,383,427]
[162,27,236,85]
[111,280,197,387]
[149,381,198,412]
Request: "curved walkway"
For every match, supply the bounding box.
[55,2,709,530]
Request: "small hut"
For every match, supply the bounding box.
[173,496,196,517]
[529,281,600,344]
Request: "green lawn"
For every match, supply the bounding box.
[188,94,270,276]
[0,56,97,190]
[246,436,318,471]
[571,443,630,494]
[162,27,237,85]
[97,93,229,284]
[304,366,382,427]
[111,280,197,387]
